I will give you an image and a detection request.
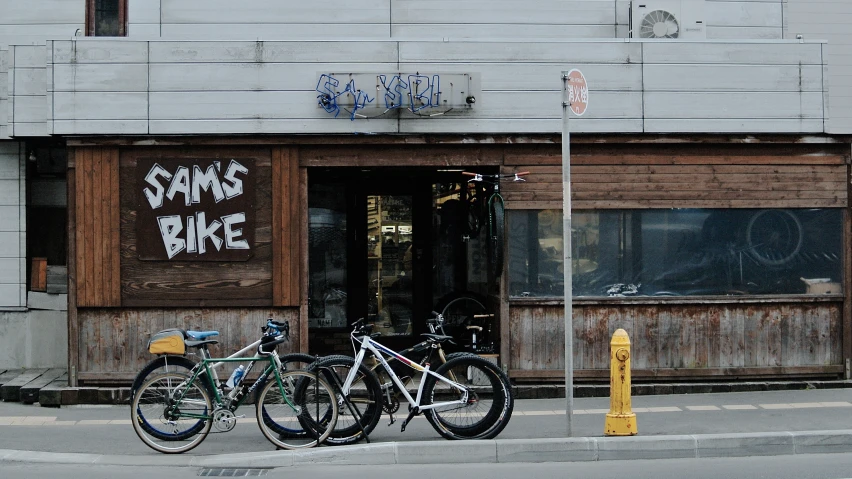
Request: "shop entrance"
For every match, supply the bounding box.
[307,167,498,355]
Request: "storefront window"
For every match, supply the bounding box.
[308,185,348,328]
[509,209,842,298]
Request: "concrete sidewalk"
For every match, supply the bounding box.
[2,387,852,466]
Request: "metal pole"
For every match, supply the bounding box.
[561,75,574,437]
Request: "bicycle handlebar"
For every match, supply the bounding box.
[461,171,530,182]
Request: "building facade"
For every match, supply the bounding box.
[1,0,850,383]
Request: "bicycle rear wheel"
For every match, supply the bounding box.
[305,355,384,446]
[131,372,213,454]
[256,370,338,449]
[422,355,514,440]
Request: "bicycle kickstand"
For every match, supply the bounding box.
[400,407,419,433]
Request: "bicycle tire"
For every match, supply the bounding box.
[130,372,213,454]
[422,355,514,440]
[745,209,803,266]
[305,354,383,446]
[256,370,338,449]
[488,195,505,279]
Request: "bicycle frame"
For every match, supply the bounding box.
[340,334,468,413]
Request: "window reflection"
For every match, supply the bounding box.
[308,185,347,328]
[509,209,842,298]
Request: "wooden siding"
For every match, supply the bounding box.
[509,300,844,380]
[73,146,121,307]
[501,144,849,210]
[118,147,275,307]
[272,147,301,306]
[74,307,300,383]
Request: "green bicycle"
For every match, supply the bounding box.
[130,319,338,453]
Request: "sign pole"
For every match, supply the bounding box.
[562,69,587,438]
[561,75,574,437]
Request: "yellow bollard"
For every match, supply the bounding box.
[604,328,638,436]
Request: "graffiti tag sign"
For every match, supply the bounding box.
[136,158,256,261]
[315,72,476,120]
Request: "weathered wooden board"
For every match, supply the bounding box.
[74,307,300,383]
[507,300,843,380]
[74,147,121,307]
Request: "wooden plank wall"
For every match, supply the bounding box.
[75,307,301,382]
[509,301,844,380]
[74,146,121,307]
[501,144,849,210]
[272,147,301,306]
[118,147,275,306]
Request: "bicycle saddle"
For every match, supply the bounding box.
[421,333,455,344]
[186,330,219,340]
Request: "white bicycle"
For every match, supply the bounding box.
[314,318,514,442]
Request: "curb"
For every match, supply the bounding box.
[3,430,852,467]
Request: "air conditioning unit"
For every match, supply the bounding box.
[630,0,706,40]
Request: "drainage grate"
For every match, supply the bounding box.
[198,468,270,477]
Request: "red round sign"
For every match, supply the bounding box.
[566,69,588,116]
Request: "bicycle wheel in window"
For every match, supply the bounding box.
[488,195,505,280]
[304,355,384,446]
[745,209,803,266]
[422,355,514,440]
[131,372,213,454]
[256,369,338,449]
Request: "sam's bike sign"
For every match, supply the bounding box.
[136,158,256,261]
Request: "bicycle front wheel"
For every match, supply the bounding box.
[305,355,384,446]
[423,355,514,440]
[256,370,338,449]
[131,372,213,454]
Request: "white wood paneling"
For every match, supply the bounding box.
[706,1,782,28]
[148,119,400,134]
[148,63,398,91]
[708,27,782,40]
[13,68,46,96]
[642,64,823,91]
[53,92,148,120]
[645,118,825,133]
[128,0,162,24]
[149,41,400,63]
[159,24,390,40]
[11,122,48,137]
[391,0,615,24]
[13,96,47,124]
[1,0,84,24]
[398,41,642,63]
[52,64,149,92]
[0,232,20,257]
[644,91,824,118]
[642,41,823,64]
[52,119,148,134]
[0,206,18,231]
[162,0,389,23]
[52,41,149,64]
[0,179,20,204]
[13,45,47,68]
[786,0,852,133]
[0,259,20,283]
[391,25,616,40]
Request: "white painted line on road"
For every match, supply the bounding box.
[76,420,112,425]
[759,404,794,409]
[647,407,682,412]
[685,406,721,411]
[790,402,825,408]
[819,402,852,407]
[722,405,758,410]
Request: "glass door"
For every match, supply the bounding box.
[366,195,414,336]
